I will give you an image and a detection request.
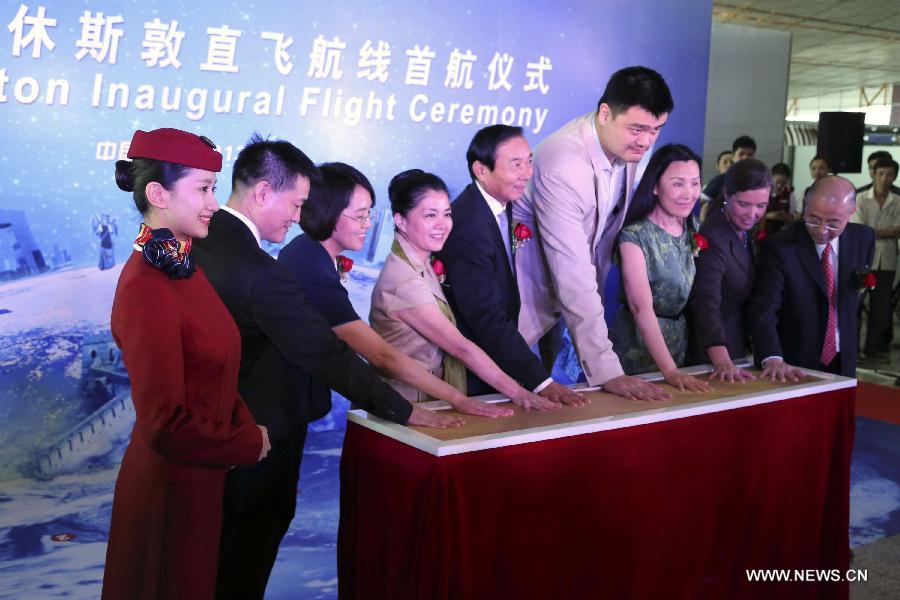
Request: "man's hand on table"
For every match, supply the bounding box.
[760,358,806,382]
[539,381,590,406]
[602,374,671,401]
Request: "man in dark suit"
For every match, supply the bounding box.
[192,134,459,600]
[750,176,875,379]
[437,125,584,405]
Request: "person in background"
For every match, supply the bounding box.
[761,162,796,236]
[809,155,830,181]
[802,155,832,212]
[609,144,711,392]
[436,125,586,405]
[750,176,874,379]
[700,135,757,220]
[688,159,772,382]
[716,150,733,174]
[852,156,900,363]
[278,161,512,417]
[856,150,900,195]
[103,128,269,600]
[370,169,558,411]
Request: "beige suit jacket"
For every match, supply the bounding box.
[513,111,639,385]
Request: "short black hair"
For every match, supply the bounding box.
[466,125,525,180]
[724,158,773,196]
[771,162,791,178]
[232,132,320,193]
[597,66,673,118]
[732,136,757,153]
[115,158,190,214]
[388,169,449,218]
[873,156,899,177]
[867,150,891,164]
[300,162,375,241]
[717,150,732,163]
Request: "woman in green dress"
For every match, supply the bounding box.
[610,144,711,392]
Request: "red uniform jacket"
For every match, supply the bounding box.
[102,252,262,600]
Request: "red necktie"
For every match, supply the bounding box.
[820,243,838,366]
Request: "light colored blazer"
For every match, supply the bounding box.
[512,111,640,385]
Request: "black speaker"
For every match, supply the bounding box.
[816,112,864,174]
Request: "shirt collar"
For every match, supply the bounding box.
[475,181,506,218]
[592,114,626,174]
[220,205,262,247]
[815,236,839,258]
[395,233,428,274]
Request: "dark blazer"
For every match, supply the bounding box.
[748,221,875,377]
[193,209,412,599]
[688,208,756,360]
[437,183,549,395]
[192,210,412,441]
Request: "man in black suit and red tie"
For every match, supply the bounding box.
[191,134,460,600]
[437,125,585,405]
[750,175,875,379]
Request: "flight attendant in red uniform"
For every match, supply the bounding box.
[102,128,271,600]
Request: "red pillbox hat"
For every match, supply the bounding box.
[127,128,223,172]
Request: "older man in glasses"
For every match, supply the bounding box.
[749,176,875,379]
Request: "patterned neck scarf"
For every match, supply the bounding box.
[134,223,195,279]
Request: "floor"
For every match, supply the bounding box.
[848,310,900,600]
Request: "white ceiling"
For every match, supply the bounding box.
[713,0,900,101]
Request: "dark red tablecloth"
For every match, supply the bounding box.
[338,388,854,599]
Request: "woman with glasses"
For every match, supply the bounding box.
[278,163,512,418]
[688,159,772,382]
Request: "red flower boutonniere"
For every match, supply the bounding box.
[691,232,709,258]
[335,255,353,282]
[512,222,533,252]
[755,230,768,243]
[853,267,877,296]
[431,257,447,285]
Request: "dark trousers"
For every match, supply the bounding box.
[820,352,843,376]
[215,426,308,600]
[865,270,894,355]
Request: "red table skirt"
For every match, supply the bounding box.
[338,389,854,599]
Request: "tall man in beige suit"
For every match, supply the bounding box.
[513,66,673,400]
